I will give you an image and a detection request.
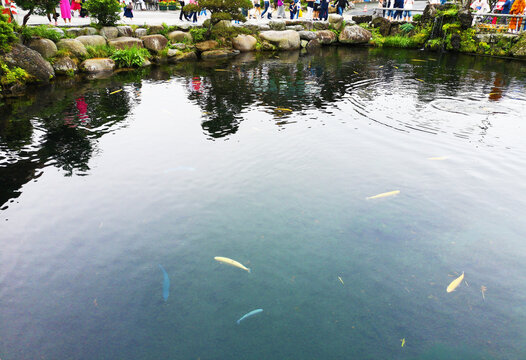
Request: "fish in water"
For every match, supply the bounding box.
[366,190,400,200]
[338,276,344,285]
[214,257,251,273]
[159,264,170,301]
[275,108,292,112]
[428,156,448,161]
[237,309,263,324]
[110,89,123,95]
[411,59,427,62]
[416,78,424,82]
[401,338,406,347]
[446,272,464,293]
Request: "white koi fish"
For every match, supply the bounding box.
[214,257,251,273]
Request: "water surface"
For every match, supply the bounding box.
[1,48,526,360]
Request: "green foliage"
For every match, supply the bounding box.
[382,35,421,48]
[459,28,476,53]
[413,14,422,22]
[400,23,415,34]
[211,25,251,41]
[84,0,122,26]
[442,22,460,33]
[184,0,252,33]
[425,38,443,50]
[0,61,30,86]
[0,10,17,52]
[21,25,63,42]
[190,27,207,43]
[436,7,458,17]
[55,48,74,58]
[110,46,150,68]
[477,41,490,54]
[85,44,116,58]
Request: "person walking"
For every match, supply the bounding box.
[261,0,271,18]
[59,0,71,23]
[179,0,190,20]
[333,0,349,15]
[277,0,286,18]
[319,0,329,20]
[403,0,413,21]
[393,0,404,20]
[188,0,198,22]
[123,0,134,19]
[306,0,314,18]
[508,0,525,32]
[313,0,321,19]
[71,0,81,16]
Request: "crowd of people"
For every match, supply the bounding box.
[479,0,526,32]
[378,0,414,21]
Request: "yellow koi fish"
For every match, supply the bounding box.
[275,108,292,112]
[446,272,464,293]
[110,89,123,95]
[338,276,344,285]
[428,156,448,161]
[401,338,405,347]
[353,71,359,74]
[416,78,424,82]
[215,69,228,71]
[394,66,399,69]
[411,59,426,62]
[214,257,251,273]
[366,190,400,200]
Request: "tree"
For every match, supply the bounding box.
[14,0,59,26]
[83,0,122,26]
[184,0,253,37]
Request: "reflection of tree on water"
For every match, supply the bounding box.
[0,76,137,208]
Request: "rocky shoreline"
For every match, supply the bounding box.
[1,5,526,98]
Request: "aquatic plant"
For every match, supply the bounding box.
[83,0,122,26]
[400,23,415,34]
[110,46,151,68]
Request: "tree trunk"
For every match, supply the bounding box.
[22,7,33,26]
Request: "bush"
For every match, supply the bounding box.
[413,14,422,22]
[84,0,122,26]
[189,27,207,43]
[0,61,30,86]
[0,11,17,52]
[21,25,64,42]
[400,23,415,34]
[110,46,150,68]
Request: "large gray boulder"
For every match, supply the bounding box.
[79,58,115,73]
[316,30,337,45]
[100,26,119,39]
[135,28,148,37]
[338,25,372,44]
[313,21,329,30]
[141,35,168,53]
[117,26,133,37]
[299,31,317,41]
[65,27,83,37]
[76,35,107,47]
[232,35,257,52]
[259,30,301,51]
[201,49,240,60]
[108,37,143,50]
[53,56,77,75]
[328,14,344,30]
[81,27,98,36]
[27,38,57,59]
[56,39,88,58]
[269,20,286,31]
[167,31,192,43]
[2,44,55,83]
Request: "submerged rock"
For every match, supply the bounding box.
[108,37,143,50]
[259,30,301,50]
[53,56,77,75]
[80,58,115,73]
[3,44,55,83]
[201,49,240,60]
[56,39,88,58]
[232,35,257,52]
[338,25,372,44]
[76,35,107,47]
[27,38,57,59]
[141,35,168,53]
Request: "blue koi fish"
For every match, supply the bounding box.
[237,309,263,324]
[158,264,170,301]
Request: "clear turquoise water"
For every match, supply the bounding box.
[1,48,526,359]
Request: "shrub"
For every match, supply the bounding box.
[110,46,150,68]
[400,23,415,34]
[413,14,422,22]
[84,0,122,26]
[0,61,30,86]
[0,11,17,52]
[189,27,207,43]
[21,25,64,42]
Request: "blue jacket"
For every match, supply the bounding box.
[502,0,513,14]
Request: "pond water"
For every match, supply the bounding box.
[1,48,526,360]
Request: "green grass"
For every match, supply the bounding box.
[21,25,64,43]
[110,46,151,68]
[85,44,116,59]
